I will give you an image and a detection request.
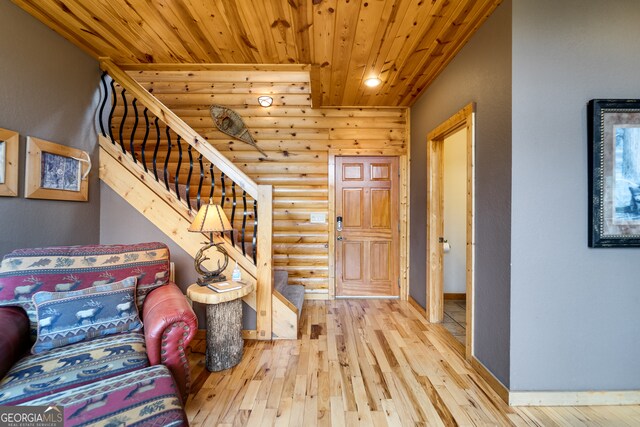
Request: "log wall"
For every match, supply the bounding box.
[119,68,408,297]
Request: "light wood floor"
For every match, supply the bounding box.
[185,300,640,426]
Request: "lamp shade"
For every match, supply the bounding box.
[188,203,233,233]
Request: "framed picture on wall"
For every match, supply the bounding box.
[25,136,90,202]
[588,99,640,247]
[0,127,19,197]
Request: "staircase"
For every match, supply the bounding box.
[97,59,302,339]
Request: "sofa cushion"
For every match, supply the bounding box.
[0,242,171,337]
[0,332,149,405]
[32,277,142,354]
[20,365,186,427]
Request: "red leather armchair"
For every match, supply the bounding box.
[143,282,198,400]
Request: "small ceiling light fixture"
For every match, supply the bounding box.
[364,77,382,87]
[258,96,273,107]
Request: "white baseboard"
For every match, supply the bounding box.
[509,390,640,406]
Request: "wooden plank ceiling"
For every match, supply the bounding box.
[13,0,501,107]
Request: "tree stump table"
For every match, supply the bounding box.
[187,282,254,372]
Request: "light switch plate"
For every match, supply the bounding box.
[310,212,326,224]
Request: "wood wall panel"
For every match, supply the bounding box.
[112,69,406,295]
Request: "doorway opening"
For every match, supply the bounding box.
[426,103,475,358]
[334,156,400,298]
[442,128,468,346]
[328,150,409,301]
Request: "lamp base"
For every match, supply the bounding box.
[197,274,227,286]
[194,241,229,287]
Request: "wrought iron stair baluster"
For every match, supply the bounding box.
[152,117,160,182]
[253,199,258,264]
[108,78,117,144]
[99,71,109,138]
[118,88,128,154]
[174,135,182,201]
[220,172,226,208]
[185,144,193,211]
[129,98,138,163]
[209,163,215,202]
[196,154,204,211]
[163,126,171,192]
[219,172,226,241]
[241,190,247,256]
[229,182,237,246]
[140,108,150,173]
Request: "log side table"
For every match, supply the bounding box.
[187,281,254,372]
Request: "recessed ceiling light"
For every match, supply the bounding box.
[364,77,382,87]
[258,96,273,107]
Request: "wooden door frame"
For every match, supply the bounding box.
[328,149,409,300]
[426,103,475,358]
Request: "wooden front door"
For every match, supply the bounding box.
[335,156,399,297]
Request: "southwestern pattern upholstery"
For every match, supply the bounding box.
[0,333,149,405]
[0,242,170,338]
[31,277,142,354]
[23,365,187,427]
[0,243,197,425]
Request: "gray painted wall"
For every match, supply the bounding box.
[409,1,512,386]
[100,184,256,330]
[510,0,640,390]
[0,2,100,256]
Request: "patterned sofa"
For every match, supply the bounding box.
[0,242,197,426]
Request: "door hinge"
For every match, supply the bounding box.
[397,278,400,288]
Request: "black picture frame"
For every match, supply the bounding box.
[588,99,640,247]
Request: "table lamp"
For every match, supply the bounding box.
[188,200,233,285]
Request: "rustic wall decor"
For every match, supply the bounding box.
[209,105,268,157]
[25,136,90,201]
[588,99,640,247]
[0,128,19,197]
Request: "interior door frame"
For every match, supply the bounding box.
[426,103,475,358]
[328,149,409,300]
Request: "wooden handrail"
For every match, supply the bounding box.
[100,58,259,199]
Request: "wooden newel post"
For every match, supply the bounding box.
[205,299,243,371]
[256,184,273,340]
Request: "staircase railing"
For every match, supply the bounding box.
[97,59,273,339]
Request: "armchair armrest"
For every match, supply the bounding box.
[143,283,198,401]
[0,307,30,379]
